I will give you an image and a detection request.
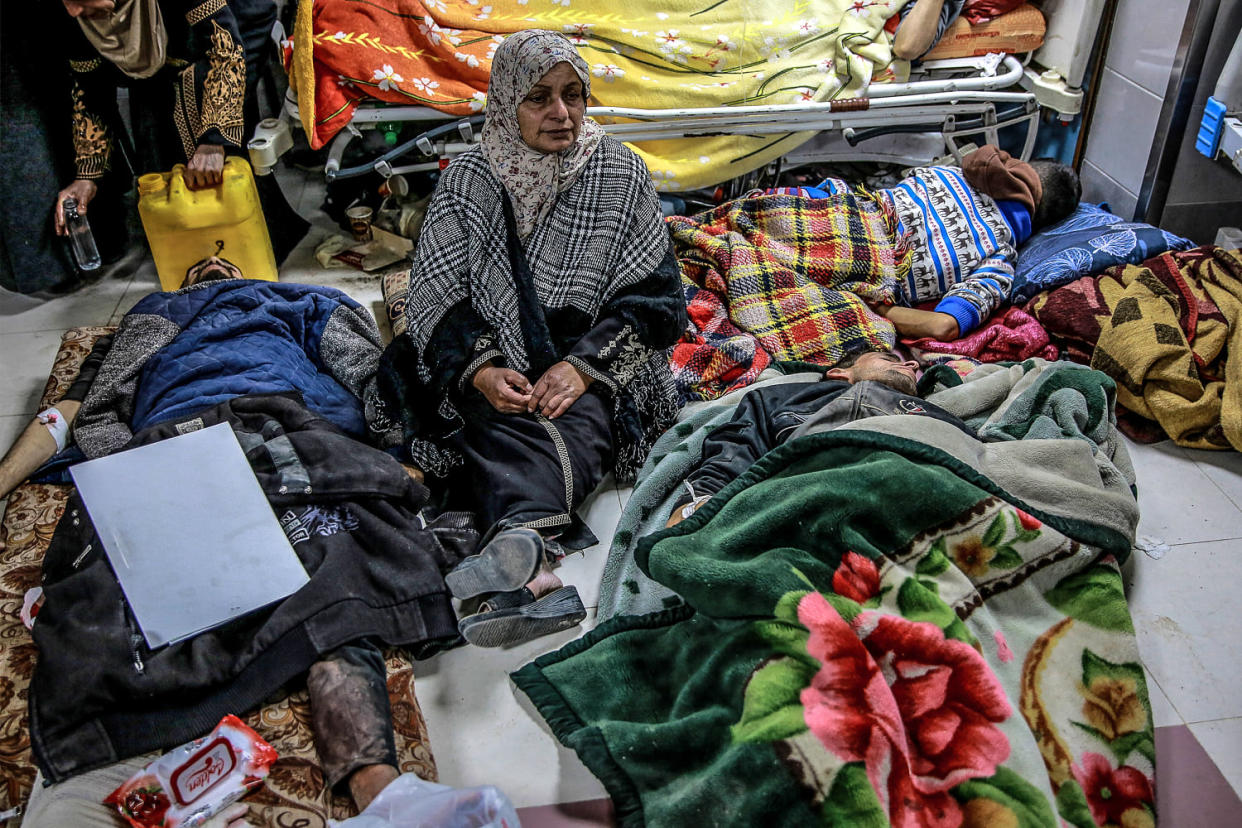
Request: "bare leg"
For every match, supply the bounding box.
[524,554,563,599]
[0,399,81,501]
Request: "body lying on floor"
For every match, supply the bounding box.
[513,356,1149,828]
[2,257,448,818]
[811,145,1080,342]
[665,351,973,528]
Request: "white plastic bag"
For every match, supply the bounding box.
[330,774,521,828]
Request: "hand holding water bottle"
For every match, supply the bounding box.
[53,179,101,270]
[54,179,97,236]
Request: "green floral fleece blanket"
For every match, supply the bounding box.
[514,362,1156,828]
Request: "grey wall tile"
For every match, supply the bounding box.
[1083,68,1163,195]
[1165,102,1242,205]
[1080,159,1140,220]
[1105,0,1192,96]
[1159,201,1242,245]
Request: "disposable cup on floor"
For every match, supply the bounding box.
[1214,226,1242,250]
[347,206,374,242]
[379,175,409,199]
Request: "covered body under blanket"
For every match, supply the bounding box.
[29,393,463,783]
[515,359,1152,827]
[670,193,904,401]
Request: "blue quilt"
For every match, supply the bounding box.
[1011,203,1193,303]
[130,280,369,435]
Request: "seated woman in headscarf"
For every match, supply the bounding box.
[381,29,685,648]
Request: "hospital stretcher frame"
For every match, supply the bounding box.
[253,53,1043,188]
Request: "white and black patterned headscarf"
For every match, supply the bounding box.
[482,29,605,238]
[395,33,678,479]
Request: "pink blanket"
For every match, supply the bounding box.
[908,306,1059,362]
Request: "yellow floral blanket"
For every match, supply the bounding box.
[289,0,906,189]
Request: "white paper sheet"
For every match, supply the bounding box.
[70,422,310,648]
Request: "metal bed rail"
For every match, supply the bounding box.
[266,54,1037,183]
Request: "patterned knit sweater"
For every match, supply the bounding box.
[820,168,1033,335]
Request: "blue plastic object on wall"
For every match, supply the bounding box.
[1197,96,1228,158]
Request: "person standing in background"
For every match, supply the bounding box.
[52,0,307,262]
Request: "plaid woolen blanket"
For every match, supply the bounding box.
[1029,245,1242,450]
[668,193,905,401]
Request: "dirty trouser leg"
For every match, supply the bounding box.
[307,641,398,792]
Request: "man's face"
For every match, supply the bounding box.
[182,256,243,287]
[841,352,920,395]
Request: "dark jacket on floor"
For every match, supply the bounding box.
[30,393,465,783]
[673,379,974,510]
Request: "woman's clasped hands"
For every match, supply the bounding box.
[472,361,591,419]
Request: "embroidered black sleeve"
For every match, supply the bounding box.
[567,235,686,391]
[457,333,506,394]
[69,61,113,180]
[173,0,247,158]
[374,306,490,478]
[423,300,493,402]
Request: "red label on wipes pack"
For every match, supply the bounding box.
[106,715,277,828]
[171,738,237,806]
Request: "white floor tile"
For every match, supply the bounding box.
[1126,539,1242,724]
[108,260,162,323]
[272,166,307,217]
[1125,437,1242,545]
[299,176,330,217]
[0,287,45,318]
[1144,668,1182,729]
[0,274,132,335]
[1187,448,1242,513]
[0,330,65,416]
[412,610,607,809]
[1189,718,1242,801]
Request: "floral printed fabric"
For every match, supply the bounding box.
[722,499,1155,828]
[288,0,906,189]
[514,371,1153,828]
[480,30,604,239]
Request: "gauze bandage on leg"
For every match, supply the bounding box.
[37,408,70,453]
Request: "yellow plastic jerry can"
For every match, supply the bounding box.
[137,157,278,291]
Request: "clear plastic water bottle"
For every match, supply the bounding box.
[62,197,101,271]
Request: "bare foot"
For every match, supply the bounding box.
[525,558,563,599]
[349,763,400,812]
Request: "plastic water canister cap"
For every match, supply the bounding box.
[138,173,166,195]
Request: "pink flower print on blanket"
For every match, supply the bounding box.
[798,593,1012,826]
[1072,752,1155,828]
[831,551,882,604]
